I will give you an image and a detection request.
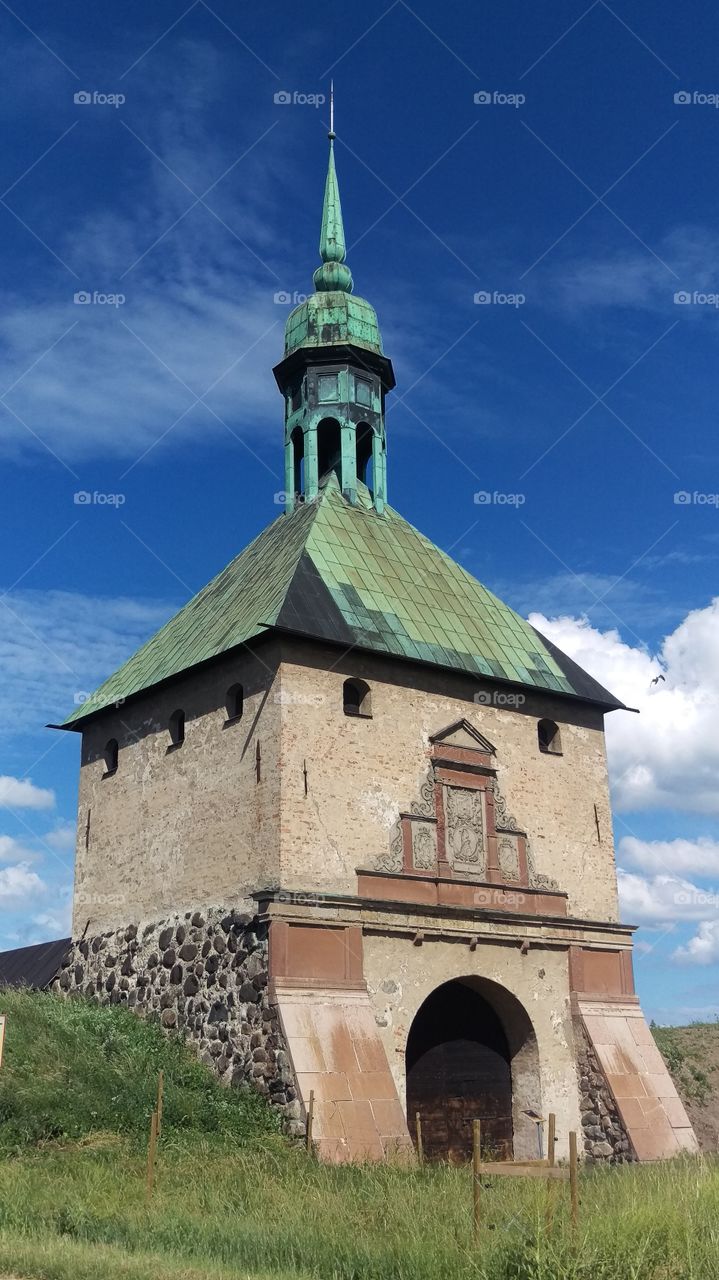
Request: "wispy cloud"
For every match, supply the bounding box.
[0,588,176,743]
[538,226,719,314]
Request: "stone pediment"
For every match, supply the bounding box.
[429,719,496,755]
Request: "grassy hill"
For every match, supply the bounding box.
[652,1020,719,1151]
[0,991,718,1280]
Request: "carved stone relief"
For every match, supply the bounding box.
[445,785,485,873]
[412,821,437,871]
[497,835,520,883]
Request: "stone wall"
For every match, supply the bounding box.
[52,905,302,1135]
[72,643,283,934]
[576,1018,634,1163]
[71,635,620,936]
[277,640,620,923]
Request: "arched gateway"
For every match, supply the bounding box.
[406,977,541,1163]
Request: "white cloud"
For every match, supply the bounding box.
[28,903,72,942]
[620,835,719,877]
[0,775,54,809]
[673,920,719,966]
[530,599,719,814]
[0,863,46,906]
[618,868,719,923]
[0,835,38,863]
[43,821,76,852]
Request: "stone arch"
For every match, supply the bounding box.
[405,975,541,1163]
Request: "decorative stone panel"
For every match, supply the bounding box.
[51,905,302,1134]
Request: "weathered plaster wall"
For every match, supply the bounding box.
[361,930,582,1162]
[72,646,282,934]
[277,642,620,922]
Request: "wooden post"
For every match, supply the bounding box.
[415,1112,424,1165]
[569,1130,579,1228]
[305,1089,315,1154]
[472,1120,481,1242]
[547,1113,556,1167]
[146,1110,158,1202]
[0,1015,6,1070]
[156,1070,164,1140]
[544,1113,557,1232]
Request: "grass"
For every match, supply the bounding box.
[1,991,719,1280]
[652,1022,718,1106]
[0,989,278,1154]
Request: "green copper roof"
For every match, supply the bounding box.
[284,291,384,356]
[63,476,621,727]
[284,132,383,357]
[313,139,352,295]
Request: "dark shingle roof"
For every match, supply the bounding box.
[0,938,71,989]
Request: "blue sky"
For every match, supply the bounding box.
[2,0,719,1023]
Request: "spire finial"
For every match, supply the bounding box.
[313,84,353,294]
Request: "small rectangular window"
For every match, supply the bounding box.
[317,373,338,402]
[355,377,372,407]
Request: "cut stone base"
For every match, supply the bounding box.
[579,998,698,1160]
[274,982,414,1162]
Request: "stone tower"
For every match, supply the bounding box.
[54,123,696,1166]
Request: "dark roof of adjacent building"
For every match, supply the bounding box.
[0,938,71,990]
[61,473,624,727]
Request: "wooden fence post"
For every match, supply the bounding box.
[156,1070,164,1140]
[306,1089,315,1154]
[569,1131,579,1228]
[146,1110,158,1202]
[547,1113,556,1167]
[415,1112,424,1165]
[472,1119,481,1242]
[544,1113,557,1232]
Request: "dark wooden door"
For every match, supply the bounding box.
[406,982,513,1163]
